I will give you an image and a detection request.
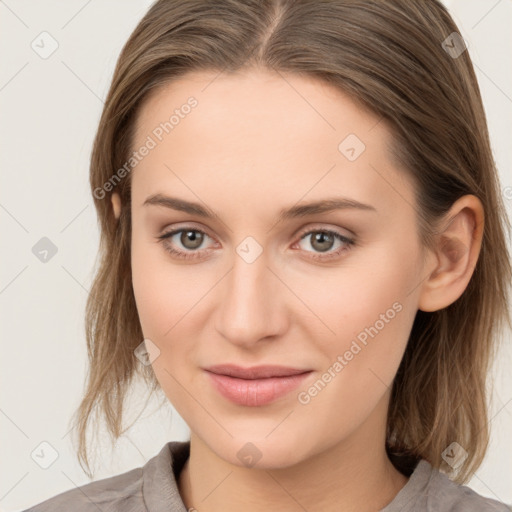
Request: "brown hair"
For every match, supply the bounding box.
[70,0,511,484]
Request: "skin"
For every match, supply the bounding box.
[111,68,483,512]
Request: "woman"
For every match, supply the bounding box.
[24,0,511,510]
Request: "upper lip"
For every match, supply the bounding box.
[204,364,312,379]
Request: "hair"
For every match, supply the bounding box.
[70,0,512,485]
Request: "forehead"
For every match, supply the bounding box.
[135,68,382,147]
[130,69,414,221]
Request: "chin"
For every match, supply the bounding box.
[207,433,309,470]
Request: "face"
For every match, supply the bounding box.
[128,69,426,469]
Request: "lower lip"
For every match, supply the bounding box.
[205,370,312,407]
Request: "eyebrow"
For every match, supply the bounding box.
[143,193,377,223]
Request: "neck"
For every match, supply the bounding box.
[177,399,408,512]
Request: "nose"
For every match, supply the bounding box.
[214,249,288,349]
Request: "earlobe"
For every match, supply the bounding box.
[418,195,484,313]
[111,192,122,220]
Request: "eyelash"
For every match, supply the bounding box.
[155,226,355,262]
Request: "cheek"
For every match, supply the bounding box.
[131,225,203,339]
[131,236,198,408]
[293,246,419,435]
[312,236,420,374]
[131,242,172,339]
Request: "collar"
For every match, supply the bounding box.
[142,440,190,512]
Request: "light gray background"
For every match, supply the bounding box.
[1,1,511,510]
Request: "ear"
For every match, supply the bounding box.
[111,192,122,220]
[418,195,484,312]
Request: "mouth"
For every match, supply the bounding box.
[204,364,312,379]
[203,364,313,406]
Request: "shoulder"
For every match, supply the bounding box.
[21,441,190,512]
[428,468,511,512]
[20,466,144,512]
[411,460,511,512]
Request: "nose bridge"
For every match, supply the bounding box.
[215,241,284,346]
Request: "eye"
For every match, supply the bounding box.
[293,228,355,261]
[156,226,355,261]
[156,227,216,260]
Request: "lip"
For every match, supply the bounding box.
[204,364,313,406]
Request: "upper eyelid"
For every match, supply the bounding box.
[161,223,214,240]
[160,224,354,249]
[295,224,354,239]
[161,221,354,239]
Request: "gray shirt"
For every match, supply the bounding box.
[22,440,510,511]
